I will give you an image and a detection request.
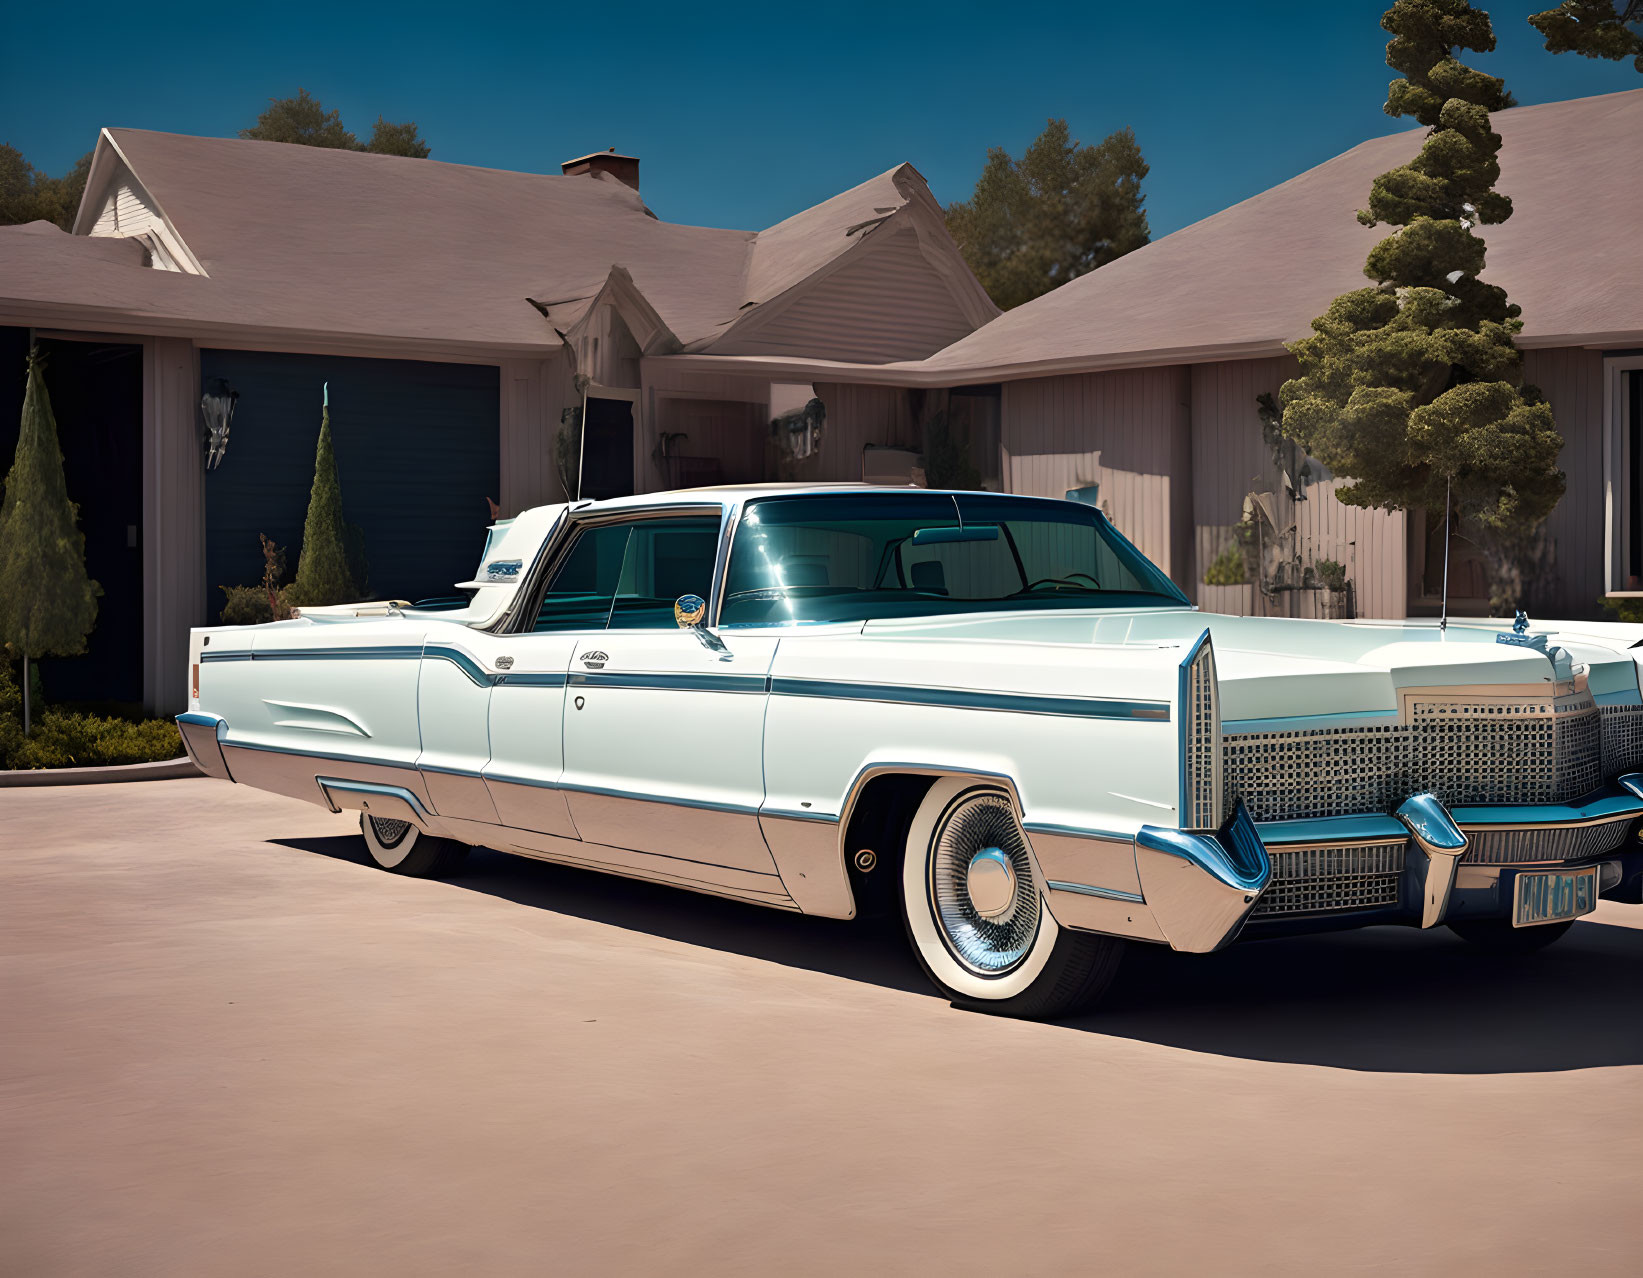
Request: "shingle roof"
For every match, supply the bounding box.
[913,88,1643,381]
[0,129,941,358]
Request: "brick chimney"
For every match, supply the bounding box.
[561,148,640,192]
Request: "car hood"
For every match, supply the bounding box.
[860,608,1643,723]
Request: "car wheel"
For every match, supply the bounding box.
[901,777,1124,1019]
[1448,917,1576,954]
[359,812,469,878]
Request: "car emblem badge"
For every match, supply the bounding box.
[582,650,608,670]
[494,656,514,670]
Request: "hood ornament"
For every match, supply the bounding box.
[1513,609,1530,634]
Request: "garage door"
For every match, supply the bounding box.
[200,350,499,612]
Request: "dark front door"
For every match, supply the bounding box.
[580,397,634,500]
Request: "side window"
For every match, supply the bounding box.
[608,517,721,628]
[532,523,630,632]
[531,515,721,633]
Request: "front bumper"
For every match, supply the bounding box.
[1236,775,1643,940]
[1046,777,1643,953]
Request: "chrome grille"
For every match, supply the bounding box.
[1463,819,1632,865]
[1227,691,1609,822]
[1251,841,1406,919]
[1181,638,1225,829]
[1222,725,1407,821]
[1601,703,1643,776]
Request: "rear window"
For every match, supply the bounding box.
[719,493,1186,627]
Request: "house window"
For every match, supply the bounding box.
[1606,358,1643,593]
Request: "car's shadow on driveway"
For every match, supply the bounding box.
[275,836,1643,1074]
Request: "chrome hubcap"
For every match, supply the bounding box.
[369,815,411,848]
[966,847,1016,919]
[929,792,1040,974]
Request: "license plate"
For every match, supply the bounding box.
[1513,866,1599,927]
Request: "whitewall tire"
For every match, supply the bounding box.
[901,777,1124,1018]
[360,813,469,878]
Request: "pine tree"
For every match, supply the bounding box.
[1277,0,1565,612]
[0,347,101,732]
[1530,2,1643,70]
[287,387,358,608]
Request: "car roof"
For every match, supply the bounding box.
[550,484,1081,513]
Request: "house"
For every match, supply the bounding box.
[0,131,997,711]
[669,88,1643,624]
[6,89,1639,714]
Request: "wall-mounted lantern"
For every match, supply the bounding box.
[200,377,238,470]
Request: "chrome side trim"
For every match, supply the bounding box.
[1396,792,1469,928]
[218,736,417,771]
[1046,879,1145,904]
[770,677,1170,722]
[1021,821,1139,841]
[315,778,434,828]
[176,711,233,782]
[1448,790,1643,829]
[569,670,768,694]
[1255,814,1410,846]
[558,781,762,816]
[423,644,495,687]
[761,806,838,824]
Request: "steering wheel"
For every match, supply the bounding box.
[1021,573,1102,591]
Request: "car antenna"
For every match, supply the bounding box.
[1439,476,1451,634]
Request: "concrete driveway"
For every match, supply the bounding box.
[4,778,1642,1276]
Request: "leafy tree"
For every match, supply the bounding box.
[366,116,432,159]
[242,90,432,157]
[1530,1,1643,70]
[241,88,361,149]
[1275,0,1565,612]
[0,145,94,230]
[0,348,102,732]
[945,119,1149,311]
[287,390,358,608]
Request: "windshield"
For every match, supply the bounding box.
[719,493,1188,627]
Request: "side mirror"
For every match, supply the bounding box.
[675,594,732,660]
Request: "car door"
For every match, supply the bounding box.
[481,523,629,839]
[555,510,781,874]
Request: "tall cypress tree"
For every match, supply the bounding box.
[1277,0,1565,612]
[288,386,358,608]
[0,347,101,732]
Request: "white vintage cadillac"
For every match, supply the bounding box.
[179,486,1643,1018]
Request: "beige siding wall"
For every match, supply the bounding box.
[143,337,205,714]
[717,228,978,364]
[1001,367,1191,586]
[1189,357,1407,620]
[499,353,570,515]
[811,382,919,482]
[1523,346,1607,615]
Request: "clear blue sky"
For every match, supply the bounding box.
[1,1,1635,239]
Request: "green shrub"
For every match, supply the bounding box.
[1598,596,1643,624]
[1314,558,1348,591]
[5,710,182,769]
[1203,542,1247,586]
[0,657,183,769]
[219,584,291,625]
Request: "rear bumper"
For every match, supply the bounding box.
[175,712,233,782]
